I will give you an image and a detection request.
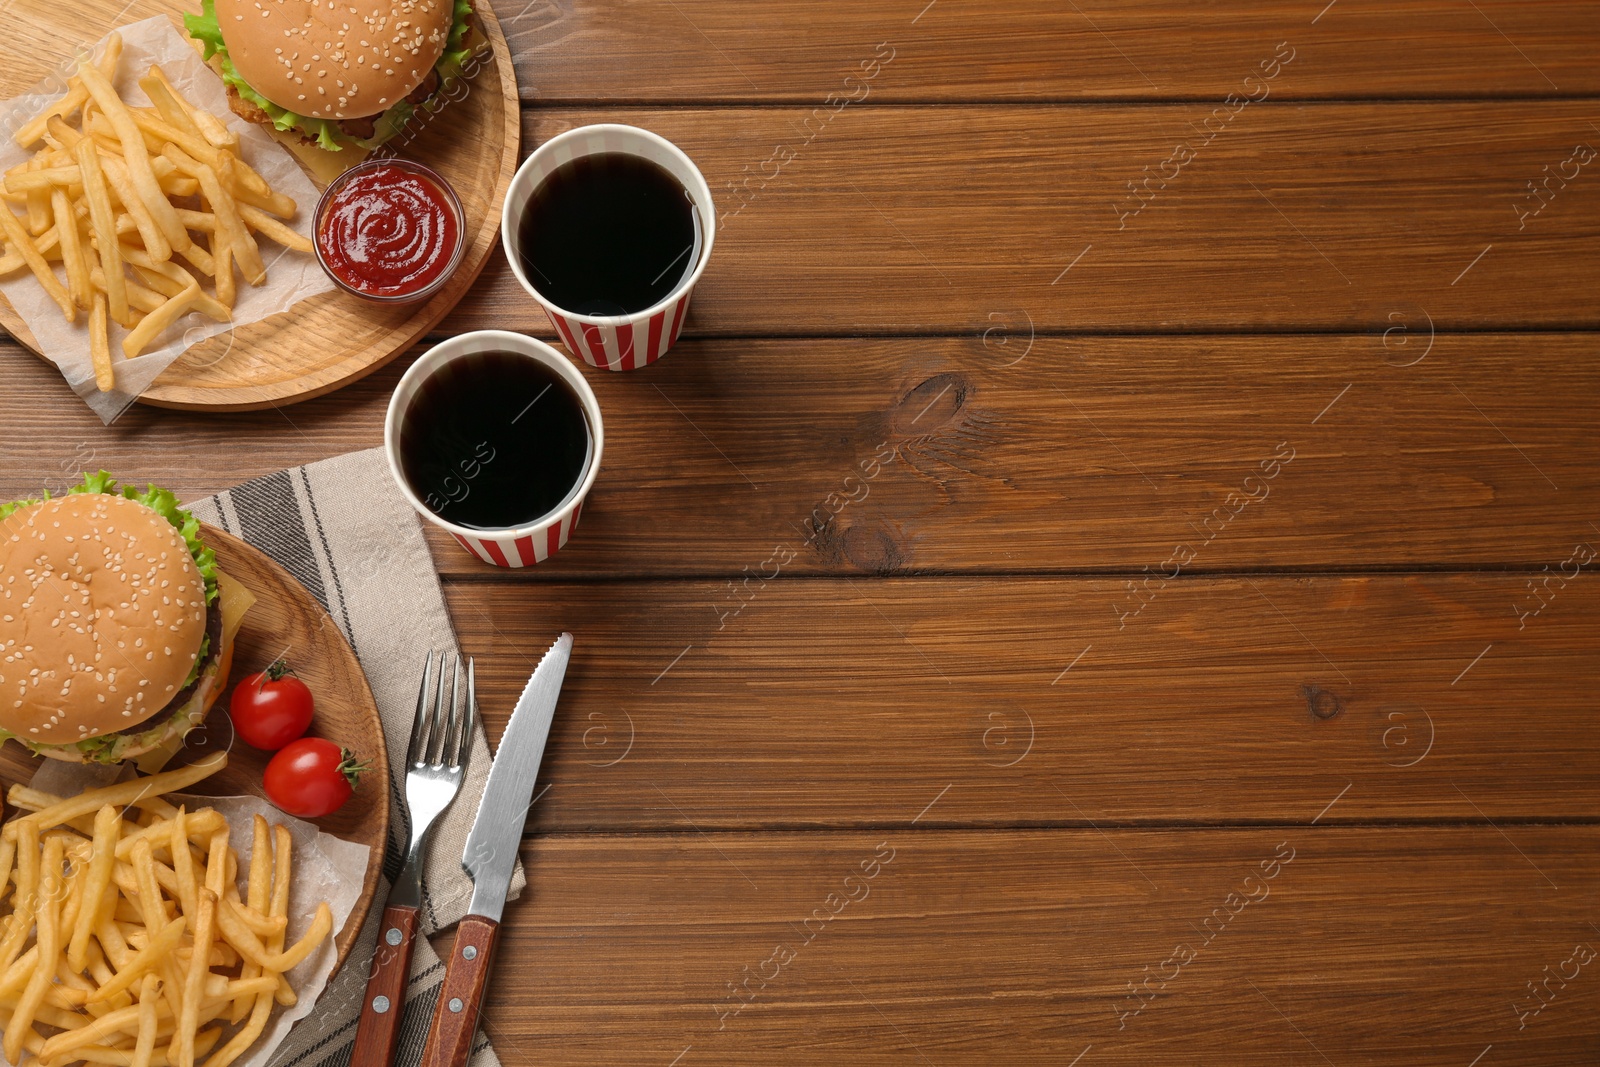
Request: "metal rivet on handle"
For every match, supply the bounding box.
[372,995,391,1014]
[385,928,403,946]
[462,945,478,960]
[448,997,464,1013]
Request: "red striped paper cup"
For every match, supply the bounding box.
[384,330,604,568]
[501,124,716,371]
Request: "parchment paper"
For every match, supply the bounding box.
[0,15,333,425]
[23,761,369,1067]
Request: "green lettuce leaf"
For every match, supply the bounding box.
[121,481,218,606]
[185,0,348,151]
[363,101,416,151]
[37,624,222,764]
[2,474,224,763]
[0,472,217,605]
[178,633,212,691]
[181,0,225,56]
[0,470,114,520]
[64,731,124,763]
[449,0,475,49]
[41,693,199,764]
[1,494,43,521]
[185,0,481,152]
[434,0,478,81]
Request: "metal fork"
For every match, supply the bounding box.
[351,650,475,1067]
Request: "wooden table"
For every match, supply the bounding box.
[5,1,1600,1062]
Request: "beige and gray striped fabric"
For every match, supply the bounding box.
[188,447,524,1067]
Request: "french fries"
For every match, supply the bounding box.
[0,32,312,389]
[90,291,114,391]
[5,835,63,1060]
[0,757,335,1067]
[74,138,127,326]
[162,148,262,286]
[53,188,91,309]
[138,67,237,155]
[0,199,74,321]
[12,34,123,149]
[75,62,186,258]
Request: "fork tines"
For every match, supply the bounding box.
[409,649,476,770]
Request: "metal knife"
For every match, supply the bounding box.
[419,633,572,1067]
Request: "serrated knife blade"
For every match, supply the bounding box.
[461,631,571,921]
[421,633,573,1067]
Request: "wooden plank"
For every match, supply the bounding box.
[425,332,1599,575]
[505,0,1600,102]
[446,103,1600,335]
[480,828,1600,1064]
[0,341,401,504]
[6,333,1595,573]
[448,574,1599,831]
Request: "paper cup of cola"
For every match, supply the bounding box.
[501,124,716,370]
[385,331,604,567]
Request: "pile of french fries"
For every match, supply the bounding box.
[0,32,313,391]
[0,753,333,1067]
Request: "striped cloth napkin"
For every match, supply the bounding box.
[187,447,523,1067]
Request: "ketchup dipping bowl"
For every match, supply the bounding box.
[314,158,465,304]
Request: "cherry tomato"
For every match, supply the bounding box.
[230,659,315,751]
[263,738,367,818]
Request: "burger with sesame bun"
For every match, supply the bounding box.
[184,0,484,154]
[0,474,253,765]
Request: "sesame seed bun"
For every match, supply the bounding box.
[0,494,208,745]
[215,0,453,120]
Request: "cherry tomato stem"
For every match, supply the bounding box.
[263,737,362,819]
[230,659,316,751]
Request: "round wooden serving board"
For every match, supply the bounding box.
[0,524,390,978]
[0,0,520,411]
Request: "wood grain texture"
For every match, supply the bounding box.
[202,525,388,976]
[6,333,1593,573]
[504,0,1600,102]
[351,903,422,1067]
[429,332,1600,576]
[421,915,499,1067]
[446,574,1598,830]
[0,2,520,410]
[3,3,1598,1059]
[475,829,1600,1065]
[443,103,1600,335]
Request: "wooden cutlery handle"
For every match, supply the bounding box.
[350,903,421,1067]
[419,914,500,1067]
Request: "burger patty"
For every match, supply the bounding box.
[96,597,224,741]
[223,66,443,145]
[224,86,274,129]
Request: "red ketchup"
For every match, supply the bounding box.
[315,161,462,301]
